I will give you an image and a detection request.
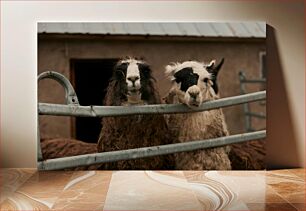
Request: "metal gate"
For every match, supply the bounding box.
[239,71,266,132]
[38,71,266,170]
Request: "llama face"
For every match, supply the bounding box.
[114,58,153,103]
[126,60,141,93]
[165,59,224,108]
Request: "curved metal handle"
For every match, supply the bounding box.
[38,71,79,105]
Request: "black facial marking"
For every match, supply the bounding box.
[110,62,129,103]
[210,76,219,94]
[174,68,199,92]
[138,63,151,80]
[137,62,156,102]
[114,62,128,80]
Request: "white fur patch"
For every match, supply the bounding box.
[165,61,212,81]
[123,58,142,90]
[120,58,144,64]
[126,61,140,78]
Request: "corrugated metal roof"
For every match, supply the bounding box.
[38,22,266,38]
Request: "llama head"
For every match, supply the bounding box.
[113,58,155,104]
[165,58,224,108]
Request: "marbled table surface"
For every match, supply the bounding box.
[0,169,304,210]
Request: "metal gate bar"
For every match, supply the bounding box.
[38,91,266,117]
[38,130,266,170]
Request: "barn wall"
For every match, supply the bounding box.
[38,36,266,141]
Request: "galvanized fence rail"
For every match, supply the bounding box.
[38,91,266,117]
[38,130,266,170]
[38,71,266,170]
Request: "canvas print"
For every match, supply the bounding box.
[37,22,266,170]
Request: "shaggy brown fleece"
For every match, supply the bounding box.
[167,109,232,170]
[97,66,174,170]
[229,139,266,170]
[98,114,173,170]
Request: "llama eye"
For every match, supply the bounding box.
[203,78,209,83]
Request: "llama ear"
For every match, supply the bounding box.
[207,58,224,78]
[207,58,224,95]
[165,64,178,81]
[207,60,216,69]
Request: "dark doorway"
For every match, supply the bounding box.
[71,59,118,143]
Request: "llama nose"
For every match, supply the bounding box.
[127,76,140,83]
[188,91,199,99]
